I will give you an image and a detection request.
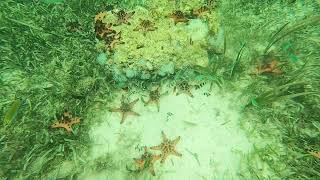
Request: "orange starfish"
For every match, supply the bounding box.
[51,111,80,133]
[142,87,163,112]
[109,95,140,124]
[168,10,189,25]
[133,146,161,176]
[253,60,283,75]
[150,131,182,164]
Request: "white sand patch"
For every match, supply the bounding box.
[84,85,252,180]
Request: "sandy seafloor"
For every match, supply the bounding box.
[81,83,253,180]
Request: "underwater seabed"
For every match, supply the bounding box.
[1,0,320,179]
[77,83,262,180]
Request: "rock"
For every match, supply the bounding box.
[158,62,175,77]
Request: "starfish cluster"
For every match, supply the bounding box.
[94,9,135,52]
[128,131,181,176]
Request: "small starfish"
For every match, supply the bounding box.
[168,10,189,25]
[142,87,163,112]
[191,6,210,17]
[104,31,123,51]
[253,60,283,75]
[112,9,135,25]
[95,22,116,39]
[133,19,157,36]
[109,95,140,124]
[150,131,182,164]
[174,81,194,98]
[51,111,80,133]
[132,146,161,176]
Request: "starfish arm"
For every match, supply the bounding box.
[172,136,181,145]
[160,154,169,164]
[272,69,283,75]
[270,60,278,69]
[144,99,153,106]
[127,111,140,116]
[152,155,161,163]
[109,108,122,112]
[173,86,177,94]
[187,90,194,98]
[129,98,139,108]
[149,167,156,176]
[156,100,160,112]
[150,144,162,150]
[161,131,168,141]
[65,126,72,132]
[120,112,128,124]
[171,150,182,157]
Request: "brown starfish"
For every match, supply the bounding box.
[133,19,157,36]
[95,22,116,39]
[174,81,194,98]
[112,9,135,25]
[253,60,283,75]
[168,10,189,25]
[150,131,182,164]
[133,146,161,176]
[142,87,163,112]
[192,6,210,17]
[51,111,80,133]
[109,95,140,124]
[104,31,123,51]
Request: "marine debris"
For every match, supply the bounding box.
[128,146,161,176]
[133,19,157,36]
[252,60,283,75]
[168,10,189,25]
[150,131,182,164]
[51,111,80,133]
[112,9,135,25]
[109,95,140,124]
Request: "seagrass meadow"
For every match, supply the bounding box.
[1,0,320,179]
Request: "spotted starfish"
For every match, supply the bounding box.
[112,9,135,25]
[142,87,163,112]
[150,131,182,164]
[133,146,161,176]
[174,81,194,98]
[109,95,140,124]
[133,19,157,36]
[168,10,189,25]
